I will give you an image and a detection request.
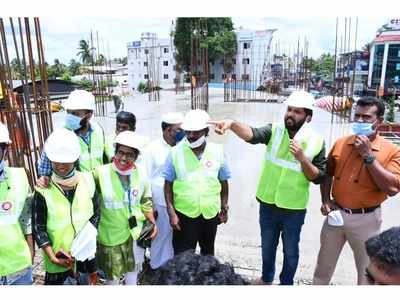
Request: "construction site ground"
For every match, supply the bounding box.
[33,88,400,285]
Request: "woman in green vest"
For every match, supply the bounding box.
[0,122,34,285]
[32,128,100,285]
[94,131,157,285]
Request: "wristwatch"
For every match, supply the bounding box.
[364,154,376,164]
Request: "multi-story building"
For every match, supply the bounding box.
[368,19,400,96]
[208,28,275,85]
[127,28,275,90]
[127,32,175,91]
[335,50,370,96]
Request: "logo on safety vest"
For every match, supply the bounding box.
[131,189,139,198]
[205,161,212,168]
[1,201,12,212]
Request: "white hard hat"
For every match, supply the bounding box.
[286,90,315,110]
[64,90,95,111]
[114,131,148,152]
[161,112,184,124]
[0,122,11,144]
[45,128,81,163]
[181,109,210,131]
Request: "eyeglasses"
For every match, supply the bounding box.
[115,149,136,160]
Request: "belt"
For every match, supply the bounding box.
[260,201,306,214]
[338,204,380,215]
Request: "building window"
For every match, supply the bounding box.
[144,49,149,54]
[144,61,148,67]
[220,59,225,65]
[385,43,400,89]
[173,65,176,71]
[144,74,149,79]
[242,74,250,80]
[163,61,169,66]
[163,74,169,79]
[164,48,169,53]
[209,74,215,80]
[243,42,251,49]
[232,59,236,65]
[371,44,385,88]
[242,58,250,65]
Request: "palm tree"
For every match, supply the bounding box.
[77,40,94,65]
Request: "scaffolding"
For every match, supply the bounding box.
[0,17,53,187]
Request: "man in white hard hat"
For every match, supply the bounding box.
[163,109,231,256]
[209,90,327,285]
[104,111,137,162]
[37,89,106,188]
[0,122,34,285]
[93,131,157,285]
[145,112,185,269]
[32,128,100,285]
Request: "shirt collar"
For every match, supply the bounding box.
[347,134,382,151]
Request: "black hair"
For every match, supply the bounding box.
[356,96,385,118]
[116,111,136,129]
[365,226,400,274]
[161,121,173,131]
[149,250,248,285]
[304,108,313,117]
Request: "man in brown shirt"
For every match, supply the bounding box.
[313,96,400,285]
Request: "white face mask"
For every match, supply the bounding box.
[187,136,206,149]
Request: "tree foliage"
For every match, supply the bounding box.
[77,39,94,65]
[173,18,237,73]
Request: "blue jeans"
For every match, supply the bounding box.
[0,267,33,285]
[259,202,306,285]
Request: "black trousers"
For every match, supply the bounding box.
[172,211,219,256]
[44,259,96,285]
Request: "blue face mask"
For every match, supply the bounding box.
[352,122,375,136]
[175,130,186,143]
[65,113,83,131]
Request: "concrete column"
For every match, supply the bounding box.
[380,42,390,88]
[368,44,375,87]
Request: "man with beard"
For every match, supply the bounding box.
[37,90,106,188]
[209,91,327,285]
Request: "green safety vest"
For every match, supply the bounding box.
[65,122,105,172]
[104,134,115,162]
[256,123,324,210]
[96,164,146,246]
[36,172,94,273]
[0,167,31,277]
[171,141,223,219]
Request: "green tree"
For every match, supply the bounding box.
[96,54,106,66]
[173,18,237,73]
[68,59,81,76]
[77,39,94,65]
[312,53,335,81]
[47,59,67,79]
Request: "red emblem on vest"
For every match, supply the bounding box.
[205,161,212,168]
[1,201,12,211]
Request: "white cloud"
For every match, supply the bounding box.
[2,16,393,65]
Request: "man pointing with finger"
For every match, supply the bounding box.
[210,91,326,285]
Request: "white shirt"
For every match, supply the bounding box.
[145,138,172,207]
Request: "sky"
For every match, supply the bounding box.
[29,16,388,65]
